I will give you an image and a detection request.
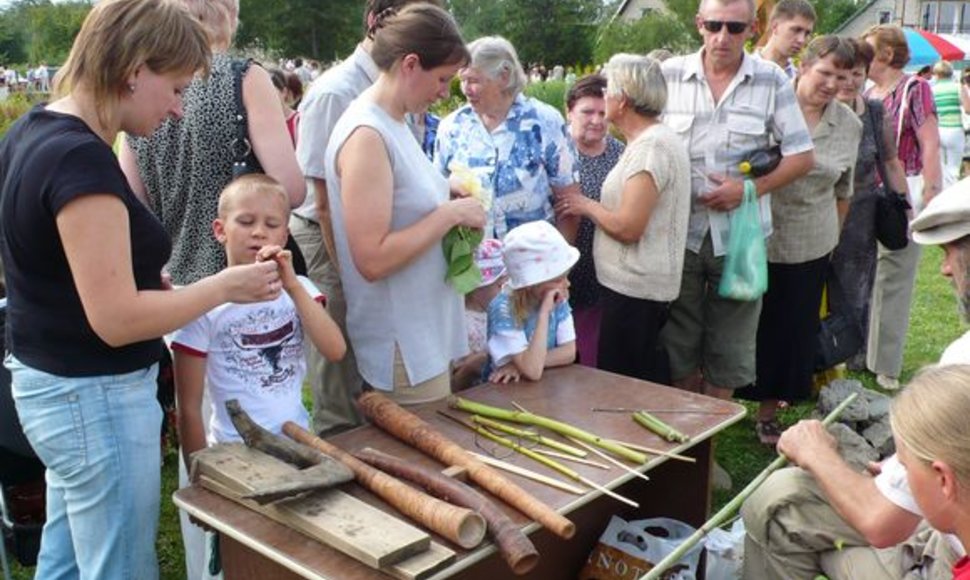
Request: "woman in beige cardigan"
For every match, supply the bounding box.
[556,53,691,383]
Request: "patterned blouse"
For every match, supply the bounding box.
[866,74,937,177]
[434,94,579,239]
[569,136,624,310]
[130,53,241,285]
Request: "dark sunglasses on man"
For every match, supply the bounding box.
[701,20,748,34]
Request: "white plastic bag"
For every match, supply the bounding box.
[704,519,745,580]
[580,516,702,580]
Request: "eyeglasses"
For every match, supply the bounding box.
[701,20,748,34]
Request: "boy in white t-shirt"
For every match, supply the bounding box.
[172,174,346,469]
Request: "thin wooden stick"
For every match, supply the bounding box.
[533,448,610,469]
[467,452,586,495]
[450,397,648,464]
[471,415,587,457]
[439,412,639,508]
[639,392,860,580]
[567,436,650,483]
[575,475,639,508]
[603,438,696,463]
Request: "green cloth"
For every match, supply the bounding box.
[932,79,963,129]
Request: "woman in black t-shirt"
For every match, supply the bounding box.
[0,1,283,578]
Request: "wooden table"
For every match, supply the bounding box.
[174,365,745,579]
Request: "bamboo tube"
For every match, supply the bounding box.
[356,391,576,539]
[282,422,487,549]
[470,415,587,457]
[633,410,690,443]
[450,396,648,464]
[640,392,860,580]
[354,448,539,575]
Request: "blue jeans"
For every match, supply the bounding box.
[7,355,162,580]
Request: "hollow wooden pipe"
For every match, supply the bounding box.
[282,422,486,550]
[355,447,540,575]
[356,391,575,540]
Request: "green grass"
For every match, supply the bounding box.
[6,246,964,578]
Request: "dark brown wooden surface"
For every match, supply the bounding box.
[174,365,745,580]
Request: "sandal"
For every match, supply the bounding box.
[755,419,782,447]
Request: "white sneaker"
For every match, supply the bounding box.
[876,374,900,391]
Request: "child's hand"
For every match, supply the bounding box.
[541,287,566,312]
[489,363,521,384]
[257,245,298,291]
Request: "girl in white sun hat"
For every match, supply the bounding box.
[486,221,579,383]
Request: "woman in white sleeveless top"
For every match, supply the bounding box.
[325,4,486,405]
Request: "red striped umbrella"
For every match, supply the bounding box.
[904,28,967,66]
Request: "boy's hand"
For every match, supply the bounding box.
[256,245,298,291]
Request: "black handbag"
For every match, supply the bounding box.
[869,94,910,251]
[815,267,864,371]
[230,59,308,276]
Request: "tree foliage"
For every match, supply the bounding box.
[0,0,90,66]
[448,0,603,67]
[236,0,363,62]
[594,11,700,64]
[810,0,862,35]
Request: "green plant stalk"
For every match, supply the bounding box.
[449,396,647,464]
[470,415,587,457]
[639,392,860,580]
[456,419,581,482]
[633,410,690,443]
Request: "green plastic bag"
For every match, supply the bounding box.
[718,180,767,301]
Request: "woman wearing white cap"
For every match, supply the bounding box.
[486,221,579,382]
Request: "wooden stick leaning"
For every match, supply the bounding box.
[356,391,576,539]
[450,396,648,464]
[639,392,860,580]
[438,412,639,509]
[282,422,487,550]
[353,447,539,575]
[467,452,586,495]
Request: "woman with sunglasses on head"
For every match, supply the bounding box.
[0,1,283,577]
[737,36,862,445]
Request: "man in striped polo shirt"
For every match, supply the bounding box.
[658,0,814,427]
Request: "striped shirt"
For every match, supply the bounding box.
[661,51,814,257]
[932,78,962,129]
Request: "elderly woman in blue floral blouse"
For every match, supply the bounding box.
[433,36,581,242]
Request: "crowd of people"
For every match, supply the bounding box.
[2,0,970,578]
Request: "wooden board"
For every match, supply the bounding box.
[192,444,434,569]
